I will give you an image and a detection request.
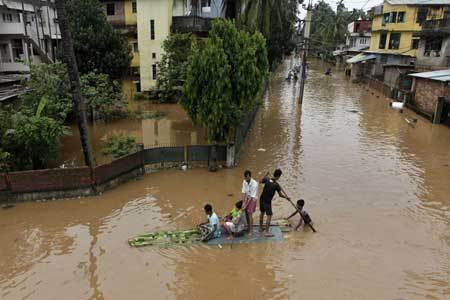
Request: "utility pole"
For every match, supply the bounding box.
[299,1,312,103]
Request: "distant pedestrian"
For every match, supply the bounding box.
[242,170,258,235]
[325,68,332,76]
[259,169,290,236]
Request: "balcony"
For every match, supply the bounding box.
[420,18,450,35]
[172,16,212,33]
[0,22,25,35]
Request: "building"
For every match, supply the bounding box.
[346,20,372,52]
[416,10,450,70]
[0,0,60,74]
[101,0,224,93]
[335,20,371,69]
[408,69,450,124]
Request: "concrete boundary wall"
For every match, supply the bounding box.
[0,145,227,203]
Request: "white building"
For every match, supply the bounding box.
[0,0,60,74]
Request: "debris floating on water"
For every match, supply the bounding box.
[257,148,266,152]
[405,117,417,126]
[1,204,15,209]
[218,244,222,249]
[346,109,359,113]
[227,193,234,197]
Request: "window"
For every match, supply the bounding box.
[134,81,141,92]
[201,0,211,7]
[382,13,390,26]
[106,3,115,16]
[11,39,23,60]
[424,38,443,57]
[152,64,157,80]
[132,42,138,53]
[379,33,387,49]
[388,32,401,49]
[397,12,405,23]
[411,38,419,49]
[2,13,13,23]
[0,44,12,63]
[152,52,156,59]
[416,7,428,24]
[150,20,155,40]
[390,12,397,23]
[132,1,137,14]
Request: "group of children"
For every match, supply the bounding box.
[198,169,313,242]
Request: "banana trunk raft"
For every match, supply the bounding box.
[128,219,292,248]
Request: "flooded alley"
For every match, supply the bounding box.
[0,59,449,300]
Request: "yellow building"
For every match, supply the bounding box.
[137,0,174,91]
[369,0,447,57]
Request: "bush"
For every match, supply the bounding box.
[101,133,137,159]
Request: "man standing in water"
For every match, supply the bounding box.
[259,169,290,236]
[242,170,258,235]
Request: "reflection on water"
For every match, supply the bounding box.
[1,58,449,300]
[59,104,206,166]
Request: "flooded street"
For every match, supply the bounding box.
[1,58,449,299]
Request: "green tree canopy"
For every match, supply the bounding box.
[21,63,127,122]
[156,33,194,102]
[66,0,132,79]
[310,0,369,58]
[181,19,268,142]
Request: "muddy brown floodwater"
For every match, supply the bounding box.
[1,58,449,300]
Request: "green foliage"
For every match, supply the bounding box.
[21,63,127,121]
[236,0,299,67]
[80,72,126,120]
[20,62,72,122]
[156,33,194,102]
[101,133,137,159]
[0,105,70,171]
[182,19,268,142]
[66,0,132,79]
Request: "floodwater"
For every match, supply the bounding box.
[59,103,206,166]
[1,58,449,300]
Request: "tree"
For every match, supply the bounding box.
[21,63,127,121]
[0,103,69,171]
[80,72,125,120]
[181,19,268,142]
[65,0,132,79]
[55,0,96,168]
[224,0,300,67]
[310,0,367,59]
[156,33,194,102]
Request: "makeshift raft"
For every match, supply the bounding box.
[128,219,292,248]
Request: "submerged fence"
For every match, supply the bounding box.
[0,145,227,201]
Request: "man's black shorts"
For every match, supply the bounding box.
[260,201,273,216]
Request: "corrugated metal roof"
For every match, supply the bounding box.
[408,69,450,82]
[346,54,377,64]
[387,0,450,5]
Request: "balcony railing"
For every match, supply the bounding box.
[421,18,450,32]
[172,16,212,33]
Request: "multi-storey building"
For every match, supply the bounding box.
[101,0,224,93]
[0,0,60,74]
[416,8,450,70]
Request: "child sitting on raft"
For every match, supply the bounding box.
[223,200,247,239]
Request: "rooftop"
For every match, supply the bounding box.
[408,69,450,82]
[386,0,450,5]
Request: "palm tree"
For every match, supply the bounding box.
[55,0,95,169]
